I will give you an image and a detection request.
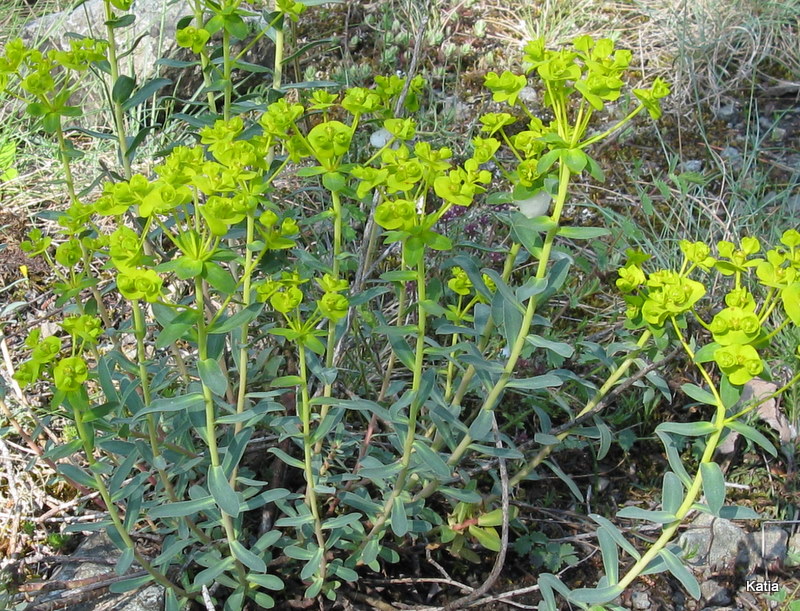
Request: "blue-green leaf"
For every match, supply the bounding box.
[208,465,240,517]
[597,527,619,584]
[390,500,409,536]
[700,462,726,516]
[589,514,640,559]
[230,541,266,573]
[656,421,716,437]
[134,393,204,420]
[681,383,718,406]
[725,420,777,456]
[122,77,171,110]
[557,226,610,239]
[198,358,228,396]
[525,334,574,358]
[616,507,676,523]
[568,584,623,604]
[659,547,700,599]
[662,471,684,515]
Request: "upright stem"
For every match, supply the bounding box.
[103,0,132,179]
[192,0,218,114]
[272,9,285,91]
[315,188,343,454]
[356,253,427,552]
[132,300,211,542]
[222,28,232,120]
[508,329,652,487]
[233,215,255,438]
[417,164,572,501]
[72,407,187,597]
[450,164,572,464]
[194,277,248,586]
[54,123,78,204]
[613,318,725,592]
[298,344,328,580]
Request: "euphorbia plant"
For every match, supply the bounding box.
[5,4,799,608]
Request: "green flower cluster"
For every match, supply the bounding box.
[0,36,107,132]
[479,35,667,212]
[616,231,800,385]
[14,316,101,393]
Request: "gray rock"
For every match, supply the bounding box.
[713,103,736,121]
[679,514,746,569]
[700,579,731,606]
[719,147,742,171]
[631,589,652,610]
[35,532,164,611]
[680,159,704,173]
[678,514,789,572]
[745,526,788,569]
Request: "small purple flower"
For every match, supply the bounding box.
[488,251,505,266]
[464,222,480,237]
[441,206,467,222]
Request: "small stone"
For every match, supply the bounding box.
[700,580,732,606]
[678,514,746,569]
[518,86,537,104]
[770,127,787,141]
[713,103,737,121]
[631,590,652,610]
[787,193,800,216]
[744,526,788,570]
[720,147,742,171]
[680,159,704,173]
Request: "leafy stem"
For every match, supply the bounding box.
[102,0,132,179]
[297,342,328,581]
[356,249,428,554]
[71,399,187,598]
[194,276,249,588]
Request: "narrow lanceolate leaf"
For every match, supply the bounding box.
[147,496,215,519]
[198,358,228,396]
[725,420,777,457]
[616,507,677,524]
[700,462,726,516]
[208,465,240,517]
[589,514,641,560]
[662,471,684,515]
[134,392,204,419]
[656,430,692,487]
[597,527,619,584]
[681,383,718,406]
[568,584,624,605]
[230,540,266,573]
[656,421,717,437]
[659,547,701,599]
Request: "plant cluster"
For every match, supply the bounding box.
[1,1,798,609]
